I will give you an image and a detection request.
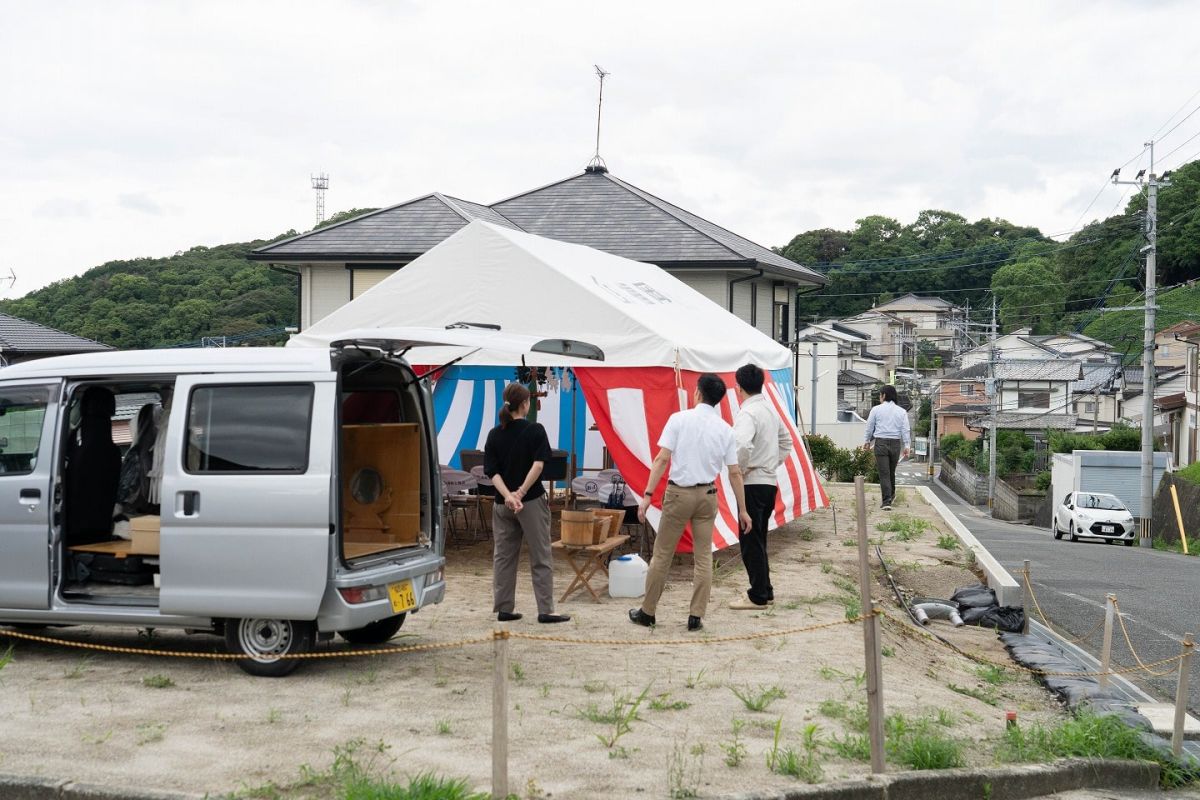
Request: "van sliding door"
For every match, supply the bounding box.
[159,375,334,619]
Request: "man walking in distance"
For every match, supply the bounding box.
[729,364,793,610]
[861,384,911,511]
[630,373,751,632]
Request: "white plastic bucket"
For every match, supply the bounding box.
[608,554,648,598]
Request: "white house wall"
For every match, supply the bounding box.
[307,264,352,329]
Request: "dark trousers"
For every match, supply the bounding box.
[874,437,903,506]
[740,484,778,605]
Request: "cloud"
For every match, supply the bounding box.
[33,198,92,219]
[118,193,164,215]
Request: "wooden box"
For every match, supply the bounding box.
[129,516,160,555]
[341,423,422,548]
[592,508,625,543]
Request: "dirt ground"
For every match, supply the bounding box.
[0,484,1069,799]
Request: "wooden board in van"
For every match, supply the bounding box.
[341,423,421,552]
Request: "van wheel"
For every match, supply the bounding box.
[225,618,315,677]
[338,614,406,645]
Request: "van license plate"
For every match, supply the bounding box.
[1101,525,1115,533]
[388,580,416,613]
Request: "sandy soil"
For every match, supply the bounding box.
[0,484,1068,799]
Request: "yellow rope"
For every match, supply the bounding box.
[1020,567,1105,645]
[508,613,868,646]
[1110,598,1185,678]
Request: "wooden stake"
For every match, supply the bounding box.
[1099,594,1115,689]
[1172,632,1194,757]
[492,627,509,800]
[1170,484,1189,555]
[1021,559,1031,634]
[854,476,886,774]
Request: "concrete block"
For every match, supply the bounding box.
[1137,702,1200,739]
[0,774,68,800]
[62,783,204,800]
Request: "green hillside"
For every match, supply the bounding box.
[1082,282,1200,355]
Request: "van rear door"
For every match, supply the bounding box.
[159,374,335,619]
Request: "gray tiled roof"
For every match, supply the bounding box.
[0,314,111,356]
[873,293,957,312]
[1074,363,1121,393]
[970,412,1079,431]
[250,193,523,260]
[994,360,1083,381]
[838,369,878,386]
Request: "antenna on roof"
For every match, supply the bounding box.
[0,269,15,295]
[311,172,329,227]
[586,65,610,174]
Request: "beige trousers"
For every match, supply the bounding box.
[641,484,717,618]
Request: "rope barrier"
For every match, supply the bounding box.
[1111,598,1185,678]
[0,613,870,661]
[1020,567,1105,646]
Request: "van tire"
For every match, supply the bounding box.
[338,614,406,645]
[225,618,315,677]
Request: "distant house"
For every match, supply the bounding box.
[871,294,968,355]
[0,313,111,366]
[837,368,879,418]
[832,311,917,374]
[936,359,1083,441]
[958,329,1117,369]
[1179,325,1200,467]
[248,165,827,343]
[1122,364,1190,465]
[1155,321,1200,369]
[1070,362,1124,433]
[796,321,887,382]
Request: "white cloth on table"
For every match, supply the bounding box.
[440,467,476,496]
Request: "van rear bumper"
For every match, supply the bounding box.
[317,552,446,633]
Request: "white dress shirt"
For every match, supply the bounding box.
[864,400,912,446]
[658,403,737,486]
[734,394,794,486]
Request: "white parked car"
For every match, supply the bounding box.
[1052,492,1136,546]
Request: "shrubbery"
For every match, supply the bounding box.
[1178,461,1200,486]
[1047,425,1141,454]
[804,435,879,483]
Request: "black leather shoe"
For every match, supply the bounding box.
[538,613,570,624]
[497,611,523,622]
[628,608,655,627]
[687,616,703,632]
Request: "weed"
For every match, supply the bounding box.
[435,719,452,735]
[0,644,12,671]
[141,674,174,689]
[433,665,448,688]
[817,665,845,681]
[340,686,353,707]
[765,718,824,783]
[820,561,833,574]
[948,682,998,706]
[719,719,747,767]
[82,729,114,745]
[829,732,870,761]
[730,684,786,712]
[841,594,863,620]
[583,679,609,694]
[974,665,1012,685]
[841,538,856,547]
[935,708,955,727]
[510,662,526,682]
[63,655,95,679]
[353,666,379,686]
[797,526,816,542]
[539,684,550,699]
[782,600,802,610]
[884,712,965,770]
[818,699,847,719]
[136,628,158,642]
[936,533,960,550]
[267,708,282,724]
[876,515,930,542]
[650,692,690,712]
[136,722,166,746]
[588,686,651,750]
[831,576,857,594]
[608,746,631,760]
[667,739,703,799]
[684,668,707,690]
[881,646,895,657]
[844,703,870,733]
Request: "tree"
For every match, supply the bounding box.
[991,256,1064,333]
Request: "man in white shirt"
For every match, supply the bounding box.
[631,374,751,632]
[729,364,793,609]
[861,384,911,511]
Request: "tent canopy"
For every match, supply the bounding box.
[288,220,792,372]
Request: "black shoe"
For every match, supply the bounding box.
[497,611,523,622]
[628,608,655,627]
[538,613,570,624]
[687,616,703,632]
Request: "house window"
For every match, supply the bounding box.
[960,383,976,395]
[1159,345,1172,358]
[1018,389,1051,409]
[1081,401,1096,414]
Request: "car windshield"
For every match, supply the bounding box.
[1077,494,1125,511]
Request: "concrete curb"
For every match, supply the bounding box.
[918,484,1021,606]
[0,775,204,800]
[723,758,1159,800]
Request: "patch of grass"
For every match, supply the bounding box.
[63,655,95,679]
[974,665,1013,685]
[267,708,282,724]
[729,685,786,712]
[584,687,651,751]
[885,712,965,770]
[719,719,747,767]
[841,538,857,547]
[435,719,452,736]
[936,533,960,550]
[875,515,930,542]
[998,712,1195,788]
[509,662,526,682]
[881,646,895,657]
[684,668,707,690]
[818,699,847,719]
[765,719,824,783]
[841,594,863,620]
[667,739,703,798]
[0,644,13,672]
[948,682,999,706]
[820,561,833,574]
[831,576,856,594]
[797,526,816,542]
[583,679,609,694]
[1152,537,1198,556]
[135,722,166,746]
[141,674,174,689]
[935,708,955,727]
[828,732,870,761]
[650,693,691,712]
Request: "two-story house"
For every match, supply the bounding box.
[1071,362,1124,433]
[832,311,917,374]
[871,294,968,356]
[936,360,1083,441]
[958,329,1117,369]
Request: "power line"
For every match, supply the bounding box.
[1151,86,1200,140]
[1156,128,1200,169]
[809,276,1141,299]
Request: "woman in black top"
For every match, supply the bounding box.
[483,383,570,624]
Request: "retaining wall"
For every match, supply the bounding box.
[1152,473,1200,544]
[940,455,989,505]
[994,475,1045,522]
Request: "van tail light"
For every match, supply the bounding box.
[338,585,389,605]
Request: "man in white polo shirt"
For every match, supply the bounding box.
[861,384,911,511]
[631,373,751,632]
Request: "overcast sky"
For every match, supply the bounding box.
[3,0,1199,295]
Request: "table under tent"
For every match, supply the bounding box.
[289,220,828,553]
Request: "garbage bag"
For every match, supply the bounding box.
[950,584,997,609]
[973,605,1025,633]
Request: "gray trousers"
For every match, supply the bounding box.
[642,485,717,618]
[492,494,555,615]
[873,437,903,505]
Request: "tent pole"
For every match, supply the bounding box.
[569,369,578,487]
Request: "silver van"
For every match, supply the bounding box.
[0,331,598,676]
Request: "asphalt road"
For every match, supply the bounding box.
[895,463,1200,716]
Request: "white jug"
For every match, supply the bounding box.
[608,554,648,598]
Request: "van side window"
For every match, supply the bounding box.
[185,385,313,473]
[0,386,51,474]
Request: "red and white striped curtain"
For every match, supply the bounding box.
[574,367,828,553]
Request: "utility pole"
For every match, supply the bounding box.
[810,341,818,436]
[987,296,998,515]
[1113,143,1171,546]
